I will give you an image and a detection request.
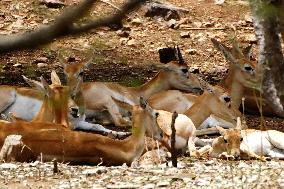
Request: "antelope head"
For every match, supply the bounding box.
[211,38,262,91]
[23,71,82,127]
[131,97,163,141]
[156,46,203,93]
[205,85,240,125]
[215,118,243,157]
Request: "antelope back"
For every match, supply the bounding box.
[131,97,163,141]
[215,126,242,157]
[211,38,262,90]
[157,46,202,93]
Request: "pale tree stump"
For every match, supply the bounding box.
[0,135,36,162]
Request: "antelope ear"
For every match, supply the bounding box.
[236,117,244,130]
[139,96,147,109]
[242,44,253,60]
[211,38,240,66]
[22,75,43,90]
[216,126,226,136]
[51,70,62,86]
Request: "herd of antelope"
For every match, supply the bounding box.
[0,38,283,166]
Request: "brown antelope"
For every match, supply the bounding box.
[158,85,238,154]
[0,71,129,138]
[0,97,163,165]
[60,46,203,127]
[115,85,239,155]
[200,118,284,160]
[147,38,261,128]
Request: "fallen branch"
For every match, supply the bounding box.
[0,0,146,53]
[195,127,219,136]
[170,111,178,167]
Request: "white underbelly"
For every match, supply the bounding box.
[4,94,42,121]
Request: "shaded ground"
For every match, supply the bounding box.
[0,0,284,188]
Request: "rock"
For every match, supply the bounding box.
[180,31,190,38]
[185,49,197,55]
[204,22,214,27]
[215,0,225,5]
[40,0,65,8]
[120,38,128,45]
[131,18,143,26]
[127,39,136,47]
[0,163,18,170]
[82,167,107,176]
[13,63,22,68]
[189,66,200,74]
[167,19,177,28]
[116,30,129,38]
[243,34,257,43]
[145,2,189,21]
[35,57,48,63]
[156,181,170,187]
[37,63,48,68]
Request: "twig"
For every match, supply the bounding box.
[0,0,146,53]
[53,159,59,174]
[179,26,227,30]
[170,111,178,167]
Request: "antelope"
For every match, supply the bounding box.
[60,46,203,127]
[200,118,284,160]
[0,71,129,138]
[115,85,239,155]
[147,38,261,128]
[0,97,163,165]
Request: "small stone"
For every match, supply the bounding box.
[189,66,200,74]
[185,49,197,55]
[35,57,48,63]
[215,0,225,5]
[156,181,170,187]
[116,30,129,38]
[120,38,128,45]
[131,18,143,26]
[142,183,155,189]
[167,19,177,28]
[13,63,22,68]
[127,39,136,46]
[37,63,48,68]
[204,22,214,27]
[243,34,257,43]
[82,167,107,176]
[180,31,190,38]
[40,0,65,8]
[0,163,17,170]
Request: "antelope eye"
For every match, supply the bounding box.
[240,137,243,142]
[223,96,231,103]
[155,112,159,117]
[223,139,228,143]
[181,68,188,73]
[78,72,84,76]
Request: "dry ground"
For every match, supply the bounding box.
[0,0,284,188]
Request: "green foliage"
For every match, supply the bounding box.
[249,0,280,18]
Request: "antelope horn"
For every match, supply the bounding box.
[176,46,185,64]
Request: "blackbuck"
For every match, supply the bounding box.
[0,97,163,165]
[0,71,129,138]
[60,46,203,127]
[155,85,238,155]
[200,118,284,160]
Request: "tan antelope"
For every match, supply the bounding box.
[0,71,129,138]
[115,85,239,155]
[200,118,284,160]
[60,46,203,127]
[147,38,261,128]
[0,97,163,165]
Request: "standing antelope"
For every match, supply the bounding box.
[200,118,284,160]
[60,46,203,127]
[0,97,163,165]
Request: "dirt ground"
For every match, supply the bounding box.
[0,0,284,188]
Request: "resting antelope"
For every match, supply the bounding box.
[60,46,203,127]
[0,71,129,138]
[0,97,163,165]
[201,118,284,160]
[148,38,261,128]
[115,85,238,155]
